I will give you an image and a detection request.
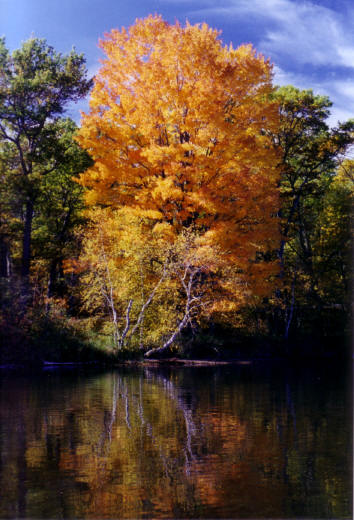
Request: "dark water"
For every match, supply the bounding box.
[0,362,351,519]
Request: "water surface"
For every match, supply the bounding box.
[0,362,351,518]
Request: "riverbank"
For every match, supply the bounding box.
[1,352,350,373]
[1,313,350,367]
[1,338,350,367]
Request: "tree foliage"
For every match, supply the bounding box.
[272,86,353,266]
[77,16,280,255]
[0,37,92,280]
[265,86,354,340]
[75,16,281,353]
[0,24,351,361]
[74,206,260,353]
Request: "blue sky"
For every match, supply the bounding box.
[1,0,353,126]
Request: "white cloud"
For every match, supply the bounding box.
[188,0,354,69]
[273,65,309,89]
[336,46,354,68]
[326,81,354,125]
[333,80,354,99]
[181,0,354,123]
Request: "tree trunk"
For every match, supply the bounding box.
[0,236,11,277]
[21,200,34,279]
[47,258,58,299]
[144,314,189,358]
[284,274,296,341]
[144,266,201,358]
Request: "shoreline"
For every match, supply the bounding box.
[1,354,348,371]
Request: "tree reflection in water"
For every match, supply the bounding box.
[0,364,351,518]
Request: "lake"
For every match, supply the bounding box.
[0,361,351,518]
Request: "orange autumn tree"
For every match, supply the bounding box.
[76,16,281,355]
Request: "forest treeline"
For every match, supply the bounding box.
[0,17,353,363]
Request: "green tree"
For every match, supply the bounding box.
[309,160,353,311]
[271,86,354,339]
[0,141,20,277]
[0,37,92,284]
[31,118,92,300]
